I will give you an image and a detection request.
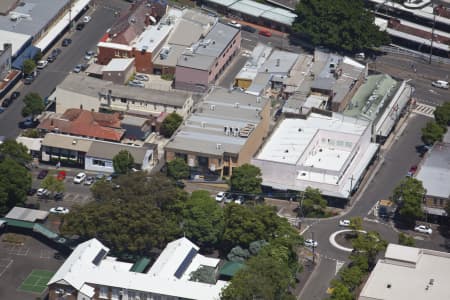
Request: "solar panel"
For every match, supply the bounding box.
[174,248,197,279]
[92,249,107,266]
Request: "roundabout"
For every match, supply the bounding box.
[329,229,367,252]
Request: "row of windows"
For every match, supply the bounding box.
[92,159,113,168]
[99,286,175,300]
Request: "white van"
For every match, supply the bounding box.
[431,80,449,89]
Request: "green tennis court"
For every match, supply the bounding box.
[18,269,54,294]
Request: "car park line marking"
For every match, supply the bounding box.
[39,250,52,259]
[0,259,13,278]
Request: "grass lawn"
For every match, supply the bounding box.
[18,269,55,294]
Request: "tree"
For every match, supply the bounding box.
[338,266,364,291]
[393,177,426,226]
[189,266,216,284]
[182,190,224,251]
[0,139,32,166]
[0,157,31,215]
[352,231,387,270]
[41,175,64,194]
[229,164,262,195]
[23,59,36,75]
[22,92,44,119]
[299,187,328,217]
[434,102,450,128]
[113,150,134,174]
[398,232,415,247]
[292,0,389,53]
[160,112,182,138]
[329,280,354,300]
[421,121,445,145]
[167,158,189,180]
[227,246,251,263]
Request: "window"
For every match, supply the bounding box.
[111,288,119,300]
[99,286,108,299]
[93,159,106,167]
[120,98,127,103]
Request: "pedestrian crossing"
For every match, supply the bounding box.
[413,103,436,118]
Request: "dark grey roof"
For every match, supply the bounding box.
[0,0,69,37]
[87,140,156,162]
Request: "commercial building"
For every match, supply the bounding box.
[165,88,270,177]
[41,133,157,173]
[54,74,193,119]
[359,244,450,300]
[203,0,297,31]
[252,112,379,199]
[234,44,273,90]
[415,138,450,221]
[174,22,241,92]
[102,58,135,85]
[48,237,227,300]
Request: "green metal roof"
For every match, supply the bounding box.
[34,223,59,239]
[219,261,244,277]
[0,218,35,229]
[130,257,151,273]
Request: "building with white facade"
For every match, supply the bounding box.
[252,112,379,199]
[359,244,450,300]
[47,237,227,300]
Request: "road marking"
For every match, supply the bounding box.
[413,102,436,118]
[0,259,13,278]
[335,260,345,275]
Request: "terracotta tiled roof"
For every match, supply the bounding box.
[38,109,125,142]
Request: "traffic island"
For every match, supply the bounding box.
[329,229,367,252]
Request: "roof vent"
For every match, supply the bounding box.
[234,102,239,108]
[216,143,222,149]
[387,284,391,289]
[72,140,77,145]
[201,121,206,128]
[210,104,215,111]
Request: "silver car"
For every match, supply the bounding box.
[128,80,145,88]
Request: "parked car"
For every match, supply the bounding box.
[135,74,149,81]
[339,219,351,227]
[54,192,64,201]
[47,55,56,63]
[62,38,72,47]
[258,29,272,37]
[414,225,432,234]
[304,239,318,248]
[96,173,105,180]
[84,50,95,60]
[407,165,418,177]
[37,188,51,198]
[84,176,95,186]
[83,16,92,23]
[241,25,256,33]
[73,64,82,73]
[128,80,145,88]
[20,118,39,129]
[224,193,234,204]
[50,206,70,214]
[11,91,20,100]
[0,107,4,113]
[56,170,67,181]
[215,191,226,202]
[1,98,11,108]
[76,23,85,30]
[431,80,449,89]
[23,75,35,85]
[52,48,62,57]
[27,188,37,196]
[37,169,49,179]
[234,196,244,205]
[74,172,87,184]
[37,60,48,69]
[175,180,185,189]
[227,20,241,28]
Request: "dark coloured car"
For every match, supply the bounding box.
[175,180,185,189]
[242,25,256,33]
[23,75,34,85]
[52,48,62,57]
[62,38,72,47]
[20,118,39,129]
[54,192,64,201]
[27,188,37,196]
[11,91,20,100]
[76,23,85,30]
[1,98,11,107]
[37,169,49,179]
[47,55,56,63]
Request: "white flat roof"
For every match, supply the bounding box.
[0,29,31,57]
[359,244,450,300]
[102,58,134,72]
[133,23,173,52]
[97,41,132,51]
[256,113,369,164]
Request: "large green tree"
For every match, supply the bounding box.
[0,157,31,215]
[229,164,262,196]
[434,102,450,128]
[22,92,44,119]
[23,59,36,75]
[299,187,328,217]
[292,0,389,53]
[182,190,224,251]
[329,280,354,300]
[113,150,135,174]
[41,175,65,194]
[167,157,189,180]
[0,139,32,166]
[393,177,426,226]
[160,112,183,138]
[421,121,445,145]
[352,231,387,270]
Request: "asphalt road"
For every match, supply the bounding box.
[0,1,122,139]
[373,54,450,106]
[298,113,435,300]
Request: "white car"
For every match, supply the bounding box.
[339,219,351,227]
[227,20,242,28]
[50,207,70,215]
[84,50,95,60]
[431,80,449,89]
[37,188,50,197]
[83,16,92,23]
[414,225,432,234]
[73,172,87,184]
[84,176,95,186]
[215,192,225,202]
[37,60,48,69]
[304,239,318,248]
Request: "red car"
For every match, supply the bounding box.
[407,165,418,177]
[56,170,67,181]
[258,29,272,37]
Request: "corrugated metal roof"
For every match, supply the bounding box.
[5,206,49,222]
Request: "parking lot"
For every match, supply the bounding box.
[0,234,64,299]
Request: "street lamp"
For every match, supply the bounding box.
[429,1,436,64]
